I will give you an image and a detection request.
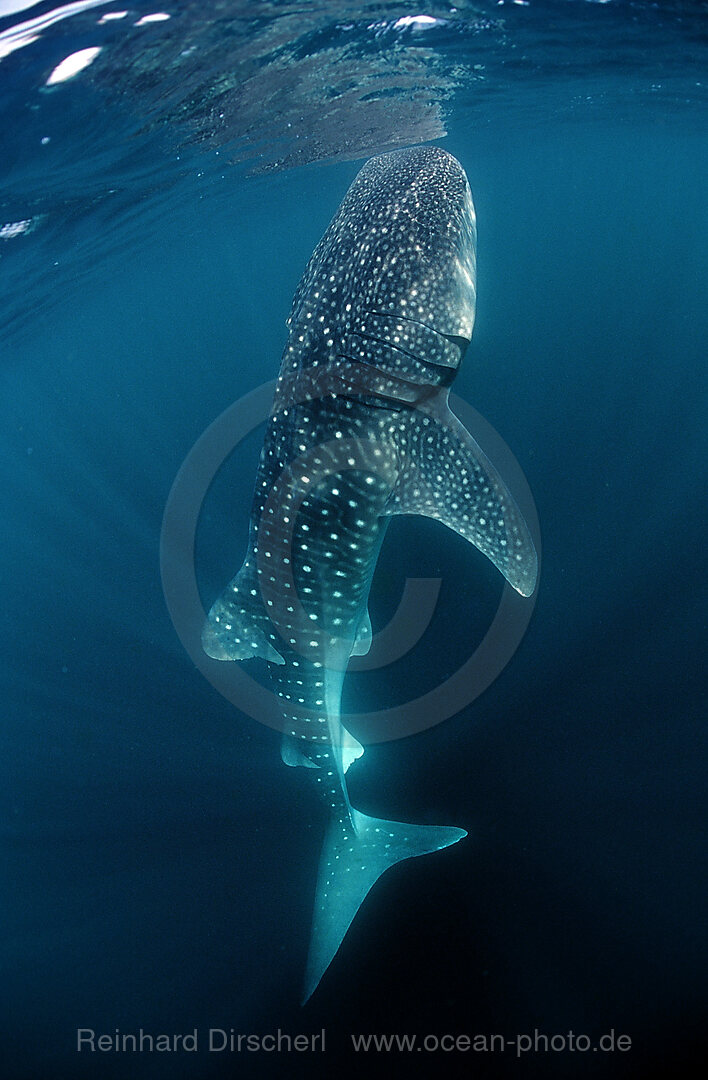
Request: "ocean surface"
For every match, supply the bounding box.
[1,1,707,1078]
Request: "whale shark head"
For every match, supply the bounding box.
[287,145,477,391]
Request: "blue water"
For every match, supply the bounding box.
[1,2,707,1078]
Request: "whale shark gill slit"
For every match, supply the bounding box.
[363,308,471,363]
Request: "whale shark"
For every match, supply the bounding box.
[202,145,538,1001]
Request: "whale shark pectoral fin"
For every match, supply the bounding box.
[350,608,372,656]
[201,559,285,664]
[303,808,466,1003]
[384,400,538,597]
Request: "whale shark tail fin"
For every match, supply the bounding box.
[302,807,466,1004]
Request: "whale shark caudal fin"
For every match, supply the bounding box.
[201,558,285,664]
[302,807,467,1003]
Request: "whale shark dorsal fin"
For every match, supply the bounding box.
[281,726,362,773]
[350,608,372,656]
[201,558,285,664]
[384,397,538,597]
[340,727,364,774]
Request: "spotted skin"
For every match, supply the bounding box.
[202,147,537,1001]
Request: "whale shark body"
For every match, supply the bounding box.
[202,146,538,1001]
